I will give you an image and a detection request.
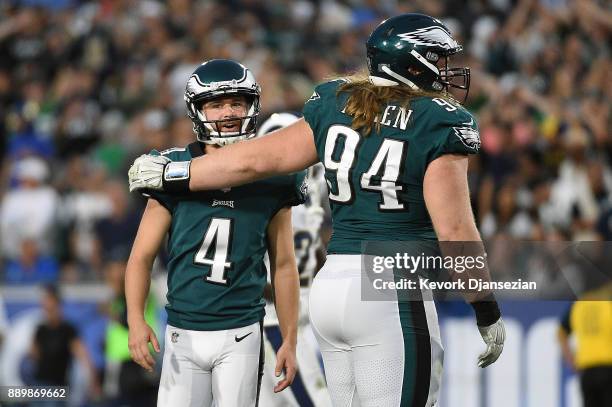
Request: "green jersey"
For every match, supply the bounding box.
[303,80,480,254]
[150,142,307,331]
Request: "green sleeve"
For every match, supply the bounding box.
[428,105,481,164]
[146,149,177,213]
[273,171,308,216]
[292,171,308,206]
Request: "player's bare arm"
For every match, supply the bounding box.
[424,153,505,368]
[126,198,170,371]
[266,206,299,392]
[424,154,480,241]
[128,119,318,194]
[192,118,317,190]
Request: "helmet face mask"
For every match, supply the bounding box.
[185,60,261,146]
[366,13,470,102]
[439,62,471,99]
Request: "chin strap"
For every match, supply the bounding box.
[379,65,420,89]
[368,74,398,87]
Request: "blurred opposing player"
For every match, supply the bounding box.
[128,14,506,406]
[258,113,332,407]
[125,60,305,407]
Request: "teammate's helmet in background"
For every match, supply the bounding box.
[366,13,470,99]
[256,112,301,137]
[185,59,261,146]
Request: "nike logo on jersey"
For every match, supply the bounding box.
[212,199,234,208]
[235,332,252,342]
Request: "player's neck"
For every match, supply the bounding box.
[204,144,222,154]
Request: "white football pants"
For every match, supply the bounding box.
[309,255,444,407]
[157,321,263,407]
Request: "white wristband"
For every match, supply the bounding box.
[164,161,190,182]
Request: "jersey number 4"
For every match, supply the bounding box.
[194,217,233,285]
[324,125,406,210]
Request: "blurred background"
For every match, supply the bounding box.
[0,0,609,406]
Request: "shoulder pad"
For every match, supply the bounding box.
[159,147,187,156]
[418,97,480,156]
[425,97,474,123]
[150,146,191,161]
[308,80,346,101]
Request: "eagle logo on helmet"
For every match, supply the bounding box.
[367,14,470,101]
[397,26,459,50]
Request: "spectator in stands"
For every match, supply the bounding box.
[57,157,111,279]
[4,237,59,284]
[30,285,101,401]
[0,156,58,262]
[93,180,141,266]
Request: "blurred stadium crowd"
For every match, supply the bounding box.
[0,0,610,284]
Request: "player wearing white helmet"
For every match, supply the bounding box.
[258,113,332,407]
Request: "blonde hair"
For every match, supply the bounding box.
[336,71,451,136]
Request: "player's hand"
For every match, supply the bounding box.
[128,320,161,372]
[273,342,297,393]
[128,154,170,193]
[477,317,505,368]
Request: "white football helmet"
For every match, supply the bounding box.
[185,59,261,146]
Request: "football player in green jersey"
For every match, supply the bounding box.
[125,59,306,407]
[128,14,506,407]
